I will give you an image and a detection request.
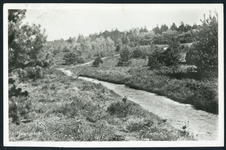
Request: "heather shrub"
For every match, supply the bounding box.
[107,101,147,118]
[62,47,71,52]
[9,95,31,124]
[25,66,43,80]
[52,49,60,56]
[185,82,218,113]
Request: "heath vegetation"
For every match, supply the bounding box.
[8,9,218,142]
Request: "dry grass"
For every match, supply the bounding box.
[9,68,194,141]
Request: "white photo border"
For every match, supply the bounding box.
[3,3,224,147]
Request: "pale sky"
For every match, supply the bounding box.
[20,4,220,41]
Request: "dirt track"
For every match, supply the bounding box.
[57,65,219,141]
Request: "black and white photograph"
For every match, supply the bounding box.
[4,4,224,147]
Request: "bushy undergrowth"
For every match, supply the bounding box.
[78,67,131,84]
[9,67,194,141]
[125,68,218,114]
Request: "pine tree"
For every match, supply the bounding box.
[8,9,47,71]
[186,12,218,77]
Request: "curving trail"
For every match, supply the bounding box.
[57,59,219,141]
[78,76,218,141]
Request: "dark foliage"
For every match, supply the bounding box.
[132,46,143,58]
[63,52,84,65]
[186,13,218,77]
[117,46,132,66]
[93,56,103,67]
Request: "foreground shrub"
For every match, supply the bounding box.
[107,101,147,118]
[9,95,31,124]
[24,66,43,80]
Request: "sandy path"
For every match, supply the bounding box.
[57,63,219,141]
[78,77,219,141]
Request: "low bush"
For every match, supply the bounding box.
[148,50,162,69]
[9,95,31,124]
[115,45,121,52]
[63,52,84,65]
[155,65,200,80]
[77,56,85,63]
[24,66,43,80]
[132,47,143,58]
[117,46,132,66]
[107,101,147,118]
[93,57,103,67]
[62,47,71,52]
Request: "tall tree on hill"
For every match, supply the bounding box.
[178,21,185,32]
[121,34,130,45]
[160,24,169,34]
[8,9,47,72]
[77,34,85,43]
[152,25,161,34]
[192,23,199,29]
[184,24,192,32]
[170,23,178,31]
[106,37,115,54]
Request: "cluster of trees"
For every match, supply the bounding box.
[88,26,153,47]
[48,21,200,66]
[87,22,197,48]
[152,22,198,35]
[147,12,218,77]
[47,34,116,65]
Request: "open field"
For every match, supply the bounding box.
[73,57,218,114]
[9,68,194,141]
